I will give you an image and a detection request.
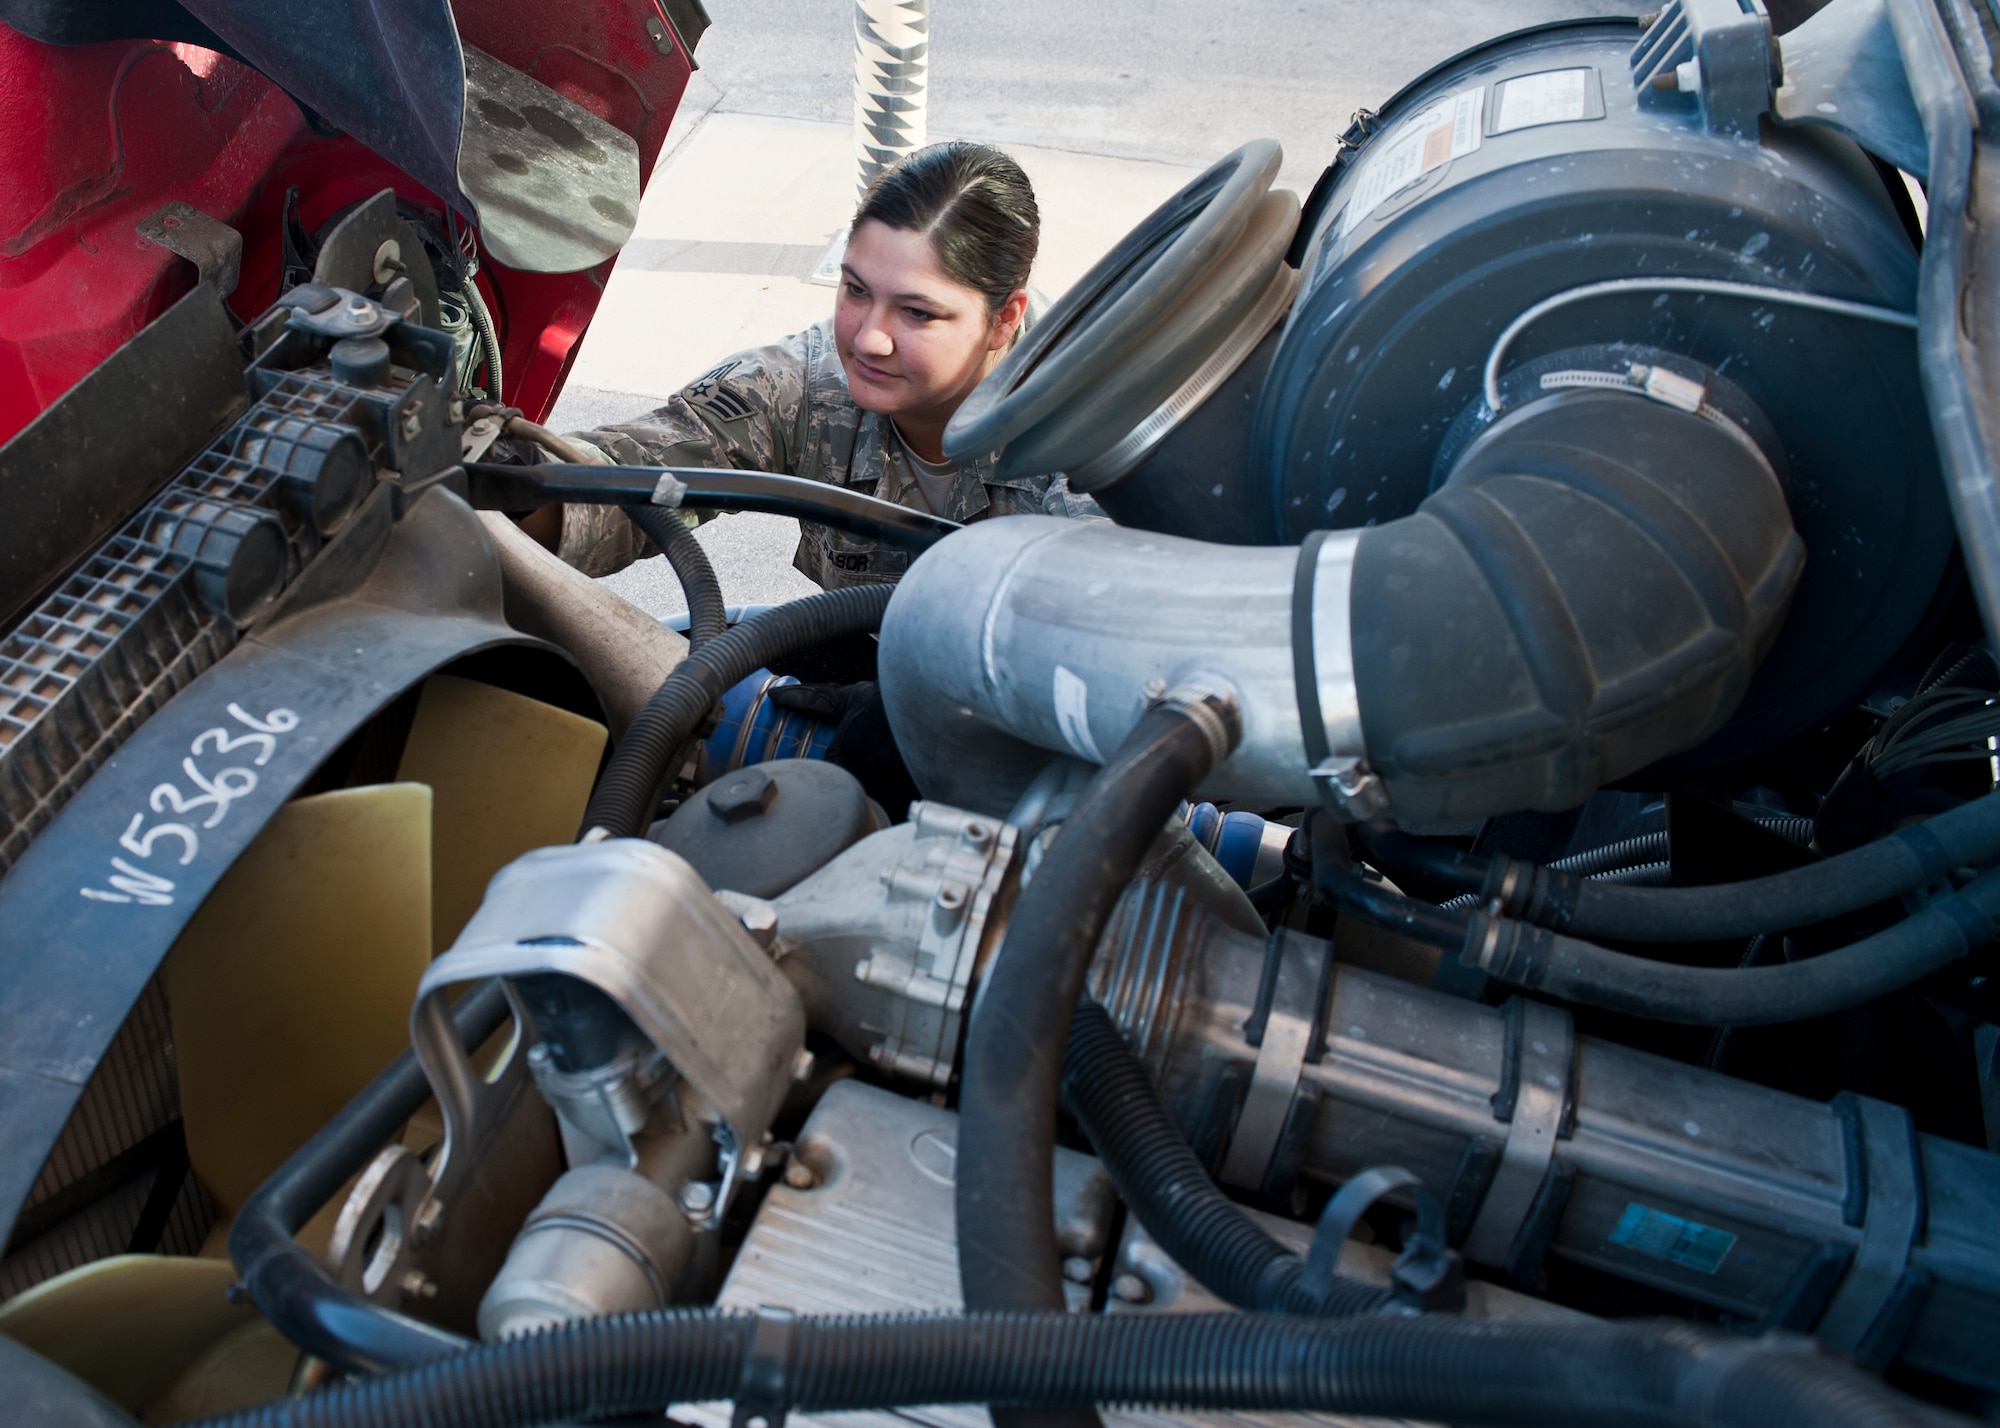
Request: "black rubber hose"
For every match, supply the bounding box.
[1062,1000,1392,1316]
[625,505,727,651]
[956,691,1239,1428]
[463,462,960,553]
[1311,824,1469,949]
[183,1309,1955,1428]
[228,983,509,1375]
[578,585,895,839]
[1472,864,2000,1025]
[1359,792,2000,943]
[1321,835,2000,1024]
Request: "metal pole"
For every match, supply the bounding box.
[814,0,930,285]
[853,0,929,196]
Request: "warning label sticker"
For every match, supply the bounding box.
[1494,68,1592,134]
[1608,1202,1737,1275]
[1339,87,1485,238]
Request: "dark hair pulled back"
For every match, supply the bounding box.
[854,141,1039,314]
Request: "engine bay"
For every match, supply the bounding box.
[5,1,2000,1425]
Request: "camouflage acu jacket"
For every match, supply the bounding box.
[556,317,1099,588]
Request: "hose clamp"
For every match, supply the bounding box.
[732,1305,798,1428]
[1460,997,1575,1267]
[1152,677,1244,766]
[1291,529,1380,820]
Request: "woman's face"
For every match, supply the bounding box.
[834,218,1027,433]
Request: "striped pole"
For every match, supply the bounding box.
[853,0,928,196]
[813,0,929,284]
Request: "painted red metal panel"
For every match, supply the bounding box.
[0,5,690,437]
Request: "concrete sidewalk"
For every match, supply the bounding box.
[550,110,1203,616]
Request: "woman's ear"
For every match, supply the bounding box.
[988,289,1031,351]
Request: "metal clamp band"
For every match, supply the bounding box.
[1461,997,1574,1265]
[1815,1095,1926,1354]
[732,1305,798,1428]
[1220,933,1328,1190]
[1290,527,1377,818]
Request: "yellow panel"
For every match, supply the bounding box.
[165,783,433,1217]
[395,674,607,952]
[144,1317,301,1422]
[0,1256,256,1412]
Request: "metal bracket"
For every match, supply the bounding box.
[1461,997,1575,1265]
[416,840,807,1219]
[1308,1164,1465,1313]
[1632,0,1778,138]
[135,202,242,300]
[1773,0,1928,179]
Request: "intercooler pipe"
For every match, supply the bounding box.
[181,1307,1957,1428]
[879,388,1805,824]
[476,512,688,737]
[955,687,1239,1428]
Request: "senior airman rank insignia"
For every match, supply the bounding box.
[685,359,755,421]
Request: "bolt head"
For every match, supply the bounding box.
[1111,1273,1153,1305]
[707,767,776,823]
[679,1180,717,1216]
[783,1161,818,1190]
[1061,1256,1094,1285]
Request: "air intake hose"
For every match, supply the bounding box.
[879,388,1804,824]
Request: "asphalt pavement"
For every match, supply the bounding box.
[552,0,1648,616]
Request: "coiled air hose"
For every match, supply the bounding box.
[463,461,961,553]
[489,417,732,653]
[1357,791,2000,942]
[1062,1001,1393,1316]
[578,585,895,839]
[955,687,1240,1428]
[1314,818,2000,1024]
[625,503,728,650]
[182,1307,1955,1428]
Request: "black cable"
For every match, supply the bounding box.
[228,983,509,1375]
[578,585,895,839]
[463,462,960,553]
[624,504,727,650]
[182,1308,1956,1428]
[955,690,1240,1428]
[1062,1001,1393,1316]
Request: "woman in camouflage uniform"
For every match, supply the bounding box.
[547,141,1096,588]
